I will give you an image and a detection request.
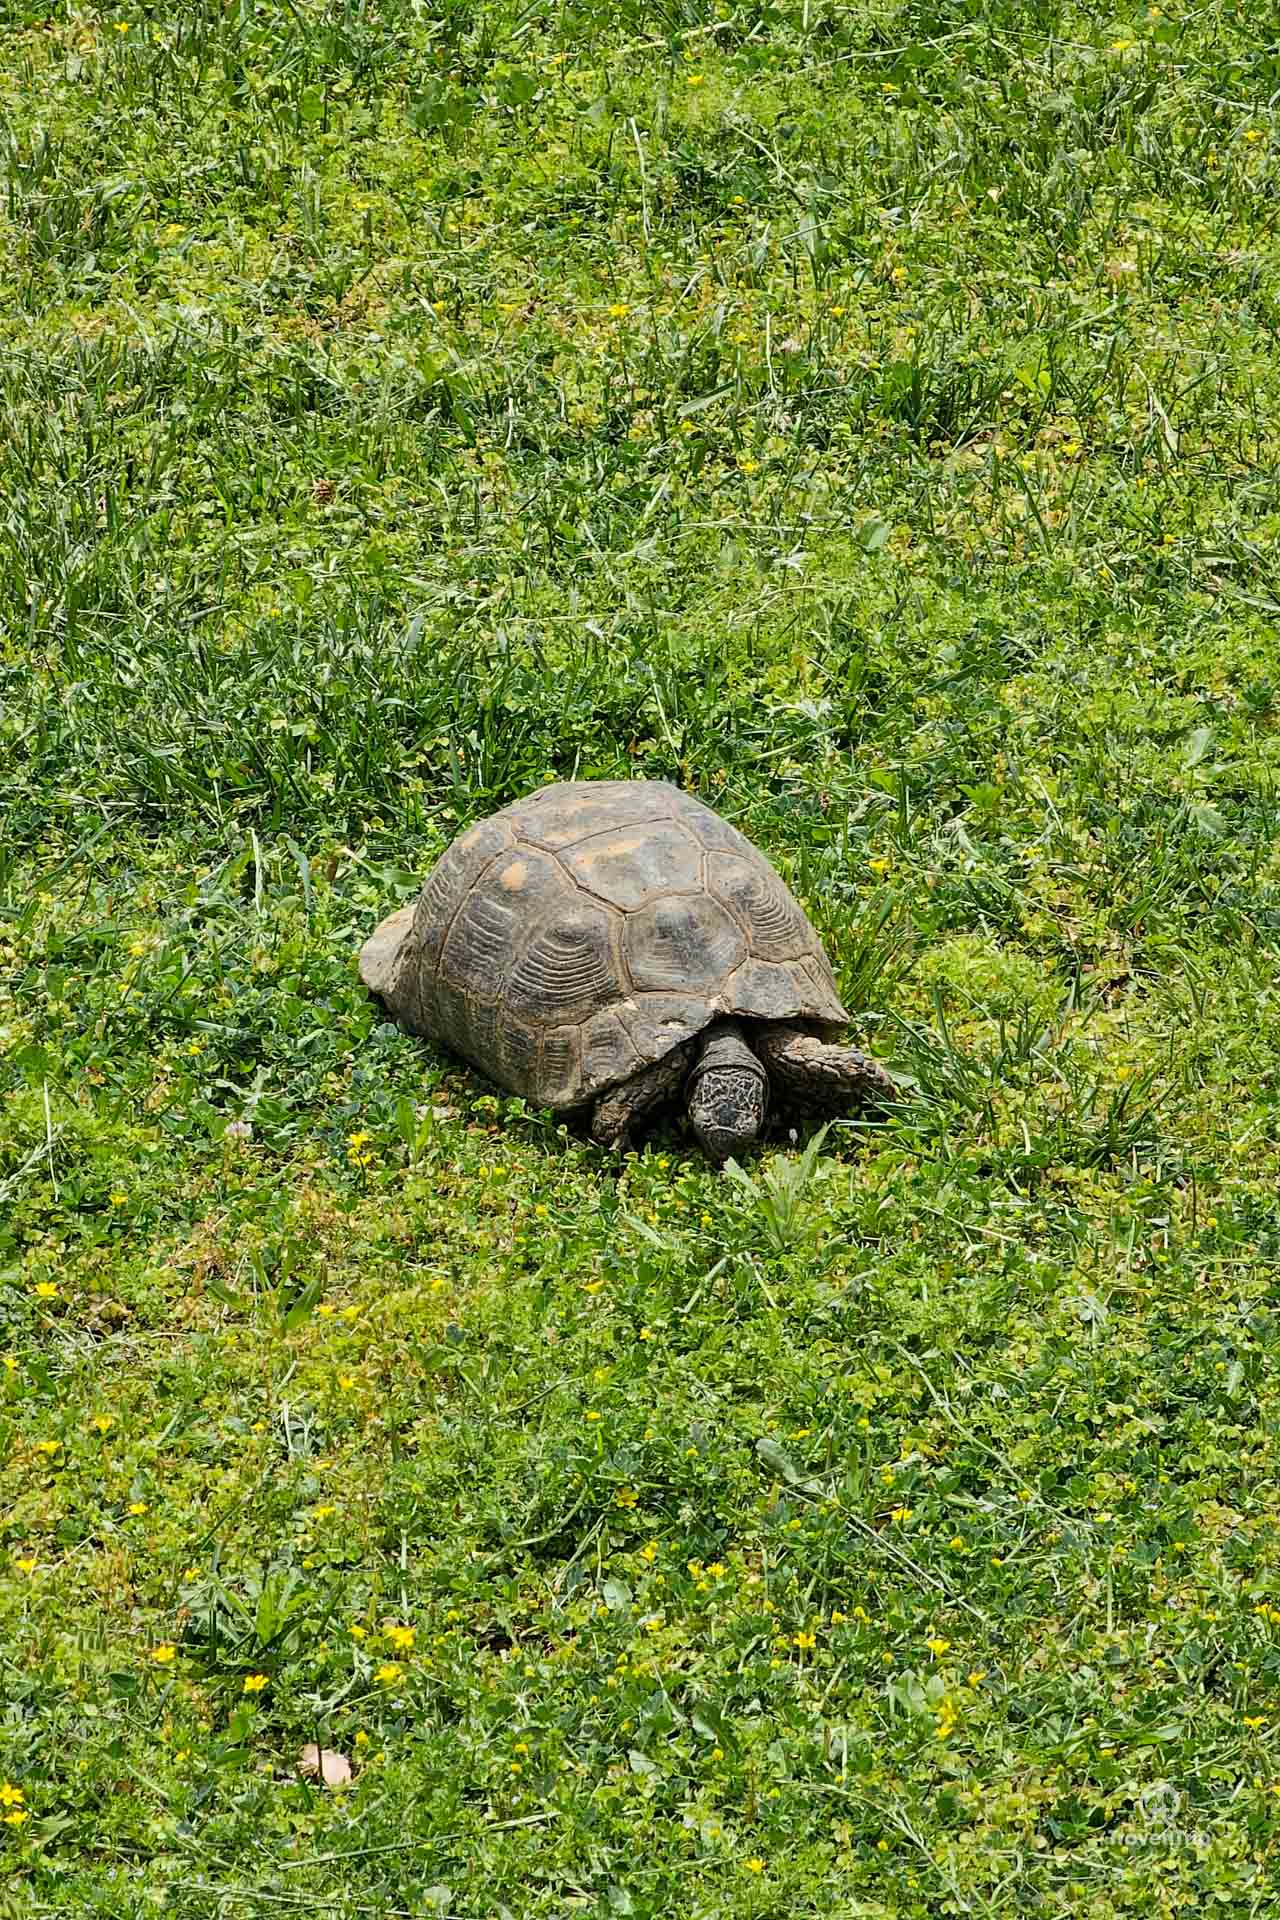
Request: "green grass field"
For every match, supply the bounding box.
[4,1,1280,1912]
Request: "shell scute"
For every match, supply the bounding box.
[708,850,811,959]
[440,889,524,1006]
[513,780,676,850]
[505,900,622,1027]
[565,820,702,910]
[485,1016,551,1101]
[624,893,747,994]
[581,1009,644,1090]
[675,798,755,855]
[623,992,716,1052]
[800,954,847,1022]
[537,1026,583,1107]
[724,958,823,1025]
[412,816,514,974]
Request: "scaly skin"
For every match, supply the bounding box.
[754,1026,896,1111]
[590,1043,695,1151]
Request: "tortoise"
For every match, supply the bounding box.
[359,779,895,1162]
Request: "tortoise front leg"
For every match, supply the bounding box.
[754,1027,896,1113]
[590,1044,695,1152]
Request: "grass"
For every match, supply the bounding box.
[2,0,1280,1912]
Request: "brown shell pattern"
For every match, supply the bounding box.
[359,780,848,1109]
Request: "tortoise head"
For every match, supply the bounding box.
[686,1021,769,1163]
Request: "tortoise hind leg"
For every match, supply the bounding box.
[591,1044,695,1152]
[754,1027,896,1113]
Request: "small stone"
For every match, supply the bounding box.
[299,1745,352,1788]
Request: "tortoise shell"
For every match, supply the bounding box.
[359,780,848,1110]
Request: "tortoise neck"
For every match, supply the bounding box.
[688,1019,767,1088]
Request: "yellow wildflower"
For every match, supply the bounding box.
[151,1644,177,1664]
[242,1674,269,1694]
